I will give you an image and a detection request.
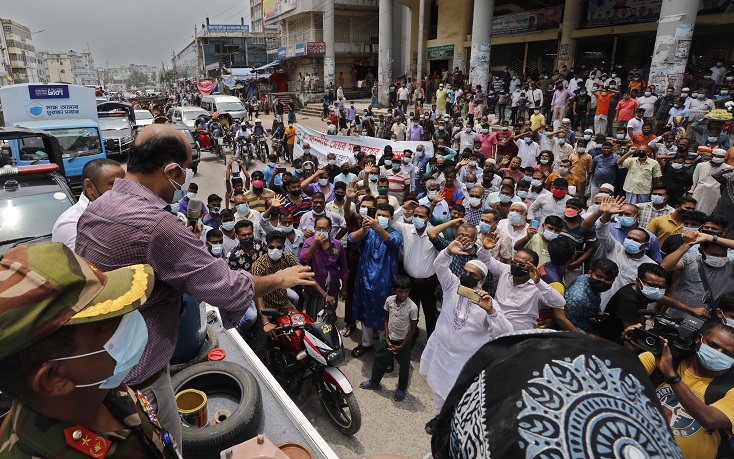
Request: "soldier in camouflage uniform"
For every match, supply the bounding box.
[0,243,180,458]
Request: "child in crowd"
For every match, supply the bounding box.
[359,275,418,402]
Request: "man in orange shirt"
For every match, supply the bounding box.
[614,92,639,133]
[569,140,592,199]
[631,123,656,149]
[593,87,617,136]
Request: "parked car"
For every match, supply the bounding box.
[134,109,155,127]
[172,124,201,173]
[97,102,136,158]
[0,163,76,254]
[171,107,209,133]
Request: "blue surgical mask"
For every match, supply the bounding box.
[49,310,149,389]
[378,216,390,228]
[623,238,643,254]
[369,174,379,182]
[618,216,636,227]
[295,168,303,174]
[708,136,718,143]
[210,244,224,256]
[384,160,393,167]
[319,178,329,186]
[499,195,512,204]
[639,282,665,301]
[524,137,532,144]
[236,203,249,214]
[671,162,684,170]
[508,212,523,225]
[543,230,559,241]
[413,217,426,229]
[697,343,734,371]
[683,226,699,233]
[186,192,197,200]
[524,176,533,182]
[557,138,566,145]
[531,179,543,188]
[221,221,235,231]
[651,195,665,205]
[584,135,592,141]
[479,222,493,233]
[577,147,586,153]
[517,190,528,199]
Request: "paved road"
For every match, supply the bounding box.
[188,110,436,458]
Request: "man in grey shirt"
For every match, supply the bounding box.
[661,231,734,318]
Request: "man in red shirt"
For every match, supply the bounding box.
[631,123,657,148]
[614,92,639,133]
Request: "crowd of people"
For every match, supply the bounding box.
[5,62,734,458]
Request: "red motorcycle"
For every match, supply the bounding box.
[260,307,361,435]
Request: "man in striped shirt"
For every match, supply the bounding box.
[76,124,314,445]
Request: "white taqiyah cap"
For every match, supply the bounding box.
[466,259,488,277]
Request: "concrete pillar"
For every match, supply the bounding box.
[416,0,425,85]
[378,0,393,107]
[649,0,699,93]
[557,0,583,70]
[402,5,412,78]
[323,0,335,87]
[468,0,493,91]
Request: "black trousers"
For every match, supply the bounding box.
[408,274,439,337]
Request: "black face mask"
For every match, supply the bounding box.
[510,264,530,278]
[240,237,254,247]
[334,194,346,201]
[588,278,613,293]
[290,189,300,196]
[459,273,479,288]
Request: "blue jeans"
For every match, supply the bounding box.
[236,301,258,336]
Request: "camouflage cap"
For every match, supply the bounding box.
[0,242,154,360]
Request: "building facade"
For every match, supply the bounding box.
[68,50,96,86]
[39,51,73,84]
[416,0,734,95]
[174,20,278,80]
[0,18,40,84]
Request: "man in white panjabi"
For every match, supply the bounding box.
[420,235,513,434]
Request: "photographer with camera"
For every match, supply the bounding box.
[624,322,734,459]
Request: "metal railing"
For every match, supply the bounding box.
[288,81,325,94]
[281,30,324,47]
[335,0,377,6]
[334,30,378,45]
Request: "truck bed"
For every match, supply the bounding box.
[207,306,340,459]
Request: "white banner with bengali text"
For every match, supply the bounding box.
[293,124,434,166]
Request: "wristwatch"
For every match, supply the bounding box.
[665,374,682,385]
[713,235,719,244]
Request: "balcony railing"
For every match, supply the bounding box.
[281,29,324,47]
[335,0,377,7]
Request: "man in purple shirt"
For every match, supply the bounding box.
[299,215,349,319]
[408,116,424,141]
[76,125,314,445]
[551,81,574,130]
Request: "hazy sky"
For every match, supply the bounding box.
[3,0,251,68]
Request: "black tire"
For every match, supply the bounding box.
[191,164,198,174]
[169,325,219,375]
[316,378,362,435]
[171,361,263,459]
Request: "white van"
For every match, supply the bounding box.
[200,95,247,120]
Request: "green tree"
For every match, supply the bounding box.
[128,70,149,89]
[159,69,175,85]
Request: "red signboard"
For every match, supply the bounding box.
[307,42,326,55]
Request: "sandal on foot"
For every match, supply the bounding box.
[394,389,406,401]
[359,380,381,390]
[341,324,356,337]
[351,345,374,358]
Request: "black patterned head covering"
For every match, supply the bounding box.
[432,330,683,459]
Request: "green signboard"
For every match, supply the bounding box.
[427,45,454,61]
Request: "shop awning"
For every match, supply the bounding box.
[252,60,281,71]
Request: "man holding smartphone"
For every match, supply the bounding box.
[420,235,513,435]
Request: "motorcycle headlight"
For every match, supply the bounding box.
[327,349,345,365]
[290,313,306,327]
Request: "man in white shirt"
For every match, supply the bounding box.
[392,203,440,336]
[527,82,544,110]
[397,84,409,105]
[636,91,658,120]
[52,159,125,251]
[515,131,540,168]
[233,193,265,239]
[626,108,646,137]
[477,231,565,331]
